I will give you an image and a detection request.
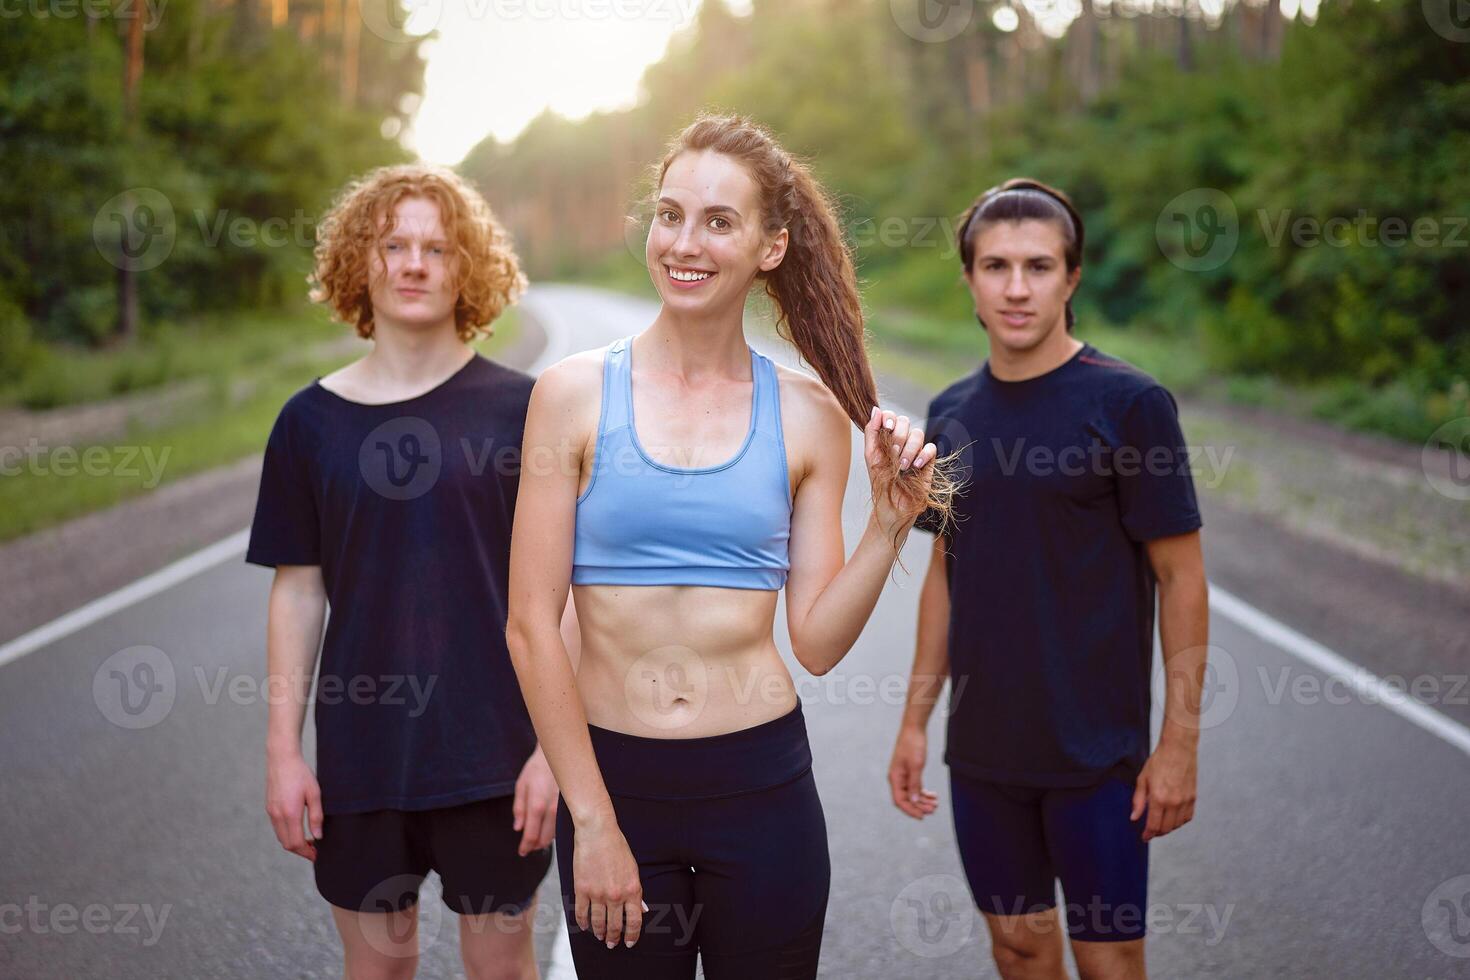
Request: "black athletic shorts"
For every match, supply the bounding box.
[314,794,553,916]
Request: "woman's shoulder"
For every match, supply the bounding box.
[536,343,608,388]
[527,343,614,423]
[772,360,851,439]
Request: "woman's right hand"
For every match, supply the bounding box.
[574,805,645,948]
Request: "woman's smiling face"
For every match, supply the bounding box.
[647,149,788,314]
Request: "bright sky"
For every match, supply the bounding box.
[400,0,1299,163]
[403,0,749,164]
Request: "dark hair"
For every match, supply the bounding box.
[956,178,1084,332]
[654,113,960,539]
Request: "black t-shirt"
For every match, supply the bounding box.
[915,343,1203,787]
[246,354,538,814]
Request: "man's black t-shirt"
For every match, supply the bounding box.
[915,343,1202,787]
[246,353,538,814]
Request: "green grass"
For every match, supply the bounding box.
[0,303,347,410]
[0,309,522,543]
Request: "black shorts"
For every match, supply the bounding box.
[314,794,553,916]
[950,769,1149,942]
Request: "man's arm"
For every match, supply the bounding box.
[264,564,327,861]
[889,534,950,819]
[1131,529,1208,841]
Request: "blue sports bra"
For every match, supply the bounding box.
[572,335,793,591]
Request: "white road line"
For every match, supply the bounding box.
[0,528,249,669]
[1209,584,1470,758]
[545,917,577,979]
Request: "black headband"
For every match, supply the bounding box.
[962,185,1077,251]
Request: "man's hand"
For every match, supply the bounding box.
[888,725,940,819]
[266,751,323,861]
[513,746,558,856]
[1130,737,1198,841]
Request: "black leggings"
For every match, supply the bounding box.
[554,701,830,979]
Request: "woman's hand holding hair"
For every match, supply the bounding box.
[864,406,938,540]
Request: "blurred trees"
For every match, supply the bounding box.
[0,0,422,347]
[464,0,1468,392]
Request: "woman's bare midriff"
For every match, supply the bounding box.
[570,581,799,739]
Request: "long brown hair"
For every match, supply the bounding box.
[654,113,959,539]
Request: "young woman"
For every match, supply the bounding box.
[889,179,1208,980]
[250,164,570,980]
[505,114,956,979]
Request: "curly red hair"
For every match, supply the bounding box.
[309,164,526,342]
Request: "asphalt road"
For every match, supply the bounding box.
[3,284,1468,979]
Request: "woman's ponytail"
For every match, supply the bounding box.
[656,114,962,541]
